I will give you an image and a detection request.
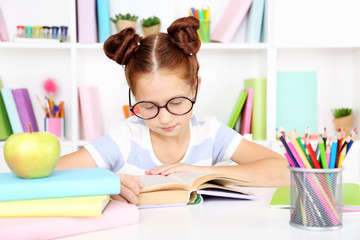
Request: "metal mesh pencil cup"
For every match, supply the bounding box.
[289,166,343,230]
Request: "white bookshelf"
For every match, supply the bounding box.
[0,0,359,180]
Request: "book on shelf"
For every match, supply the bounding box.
[12,88,39,133]
[0,7,9,42]
[76,0,98,43]
[240,88,254,135]
[0,168,120,201]
[1,88,23,133]
[96,0,111,43]
[244,78,266,140]
[246,0,266,43]
[0,195,110,217]
[276,71,317,134]
[211,0,253,43]
[137,172,256,207]
[270,183,360,215]
[0,87,12,140]
[227,90,248,130]
[0,200,140,240]
[78,86,104,140]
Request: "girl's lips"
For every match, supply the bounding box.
[161,125,176,132]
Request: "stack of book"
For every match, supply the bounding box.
[0,168,139,239]
[227,78,267,140]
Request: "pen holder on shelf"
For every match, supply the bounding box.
[198,20,210,43]
[44,118,65,139]
[289,166,343,231]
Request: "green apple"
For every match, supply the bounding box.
[4,131,60,179]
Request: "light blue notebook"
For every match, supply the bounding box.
[276,72,317,134]
[1,88,23,133]
[0,168,120,201]
[246,0,266,43]
[97,0,111,43]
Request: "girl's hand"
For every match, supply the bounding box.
[111,174,143,205]
[145,163,209,176]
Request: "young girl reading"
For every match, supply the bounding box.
[56,16,289,204]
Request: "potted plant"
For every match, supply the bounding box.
[111,13,138,32]
[141,16,161,37]
[332,108,353,135]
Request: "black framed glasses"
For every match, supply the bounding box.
[129,78,199,120]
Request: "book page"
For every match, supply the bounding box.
[139,172,212,193]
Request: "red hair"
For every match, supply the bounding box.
[103,16,201,93]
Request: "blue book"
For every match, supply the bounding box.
[0,168,120,201]
[246,0,265,43]
[0,88,23,133]
[96,0,111,43]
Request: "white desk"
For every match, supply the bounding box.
[60,187,359,240]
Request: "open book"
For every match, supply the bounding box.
[138,172,257,207]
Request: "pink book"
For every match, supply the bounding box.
[211,0,253,43]
[240,88,254,135]
[0,7,9,41]
[12,88,39,132]
[78,86,103,140]
[76,0,97,43]
[0,200,139,240]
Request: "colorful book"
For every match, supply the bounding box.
[276,72,317,134]
[0,7,9,42]
[12,88,39,132]
[211,0,253,43]
[0,88,23,133]
[246,0,266,43]
[244,78,266,140]
[78,86,103,140]
[0,195,110,217]
[270,183,360,211]
[0,168,120,201]
[227,90,248,129]
[0,200,139,240]
[96,0,111,43]
[76,0,98,43]
[0,89,12,140]
[240,88,254,135]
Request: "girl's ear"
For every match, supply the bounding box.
[196,76,202,91]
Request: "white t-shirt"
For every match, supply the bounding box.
[84,115,243,175]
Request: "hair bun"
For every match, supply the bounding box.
[167,16,201,55]
[103,28,141,65]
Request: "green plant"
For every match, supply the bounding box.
[332,108,352,118]
[141,16,161,27]
[111,13,139,23]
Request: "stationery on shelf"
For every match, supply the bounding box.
[137,172,255,207]
[244,78,266,140]
[78,86,103,140]
[246,0,266,43]
[0,195,110,217]
[189,7,210,43]
[1,88,24,133]
[96,0,111,43]
[240,88,254,135]
[276,71,317,134]
[227,90,248,130]
[12,88,39,133]
[0,168,120,201]
[211,0,253,43]
[0,200,140,240]
[76,0,98,43]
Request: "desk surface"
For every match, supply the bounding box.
[60,187,359,240]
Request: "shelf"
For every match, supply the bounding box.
[0,42,72,50]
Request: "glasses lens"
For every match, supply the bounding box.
[133,102,158,119]
[167,97,193,115]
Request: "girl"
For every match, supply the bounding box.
[56,16,289,204]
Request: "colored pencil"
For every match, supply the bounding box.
[329,135,338,169]
[318,137,328,169]
[305,138,321,169]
